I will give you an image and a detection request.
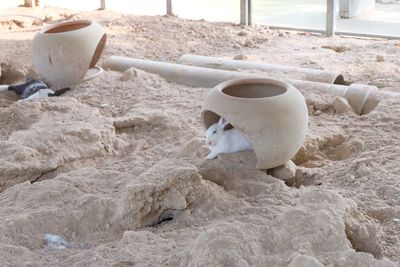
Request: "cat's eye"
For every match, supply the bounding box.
[213,130,217,134]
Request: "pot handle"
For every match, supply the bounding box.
[81,66,103,83]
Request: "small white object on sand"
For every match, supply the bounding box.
[18,89,55,101]
[44,234,73,249]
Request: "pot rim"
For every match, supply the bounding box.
[215,78,292,101]
[38,19,93,35]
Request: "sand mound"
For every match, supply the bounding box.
[0,97,118,191]
[0,158,395,266]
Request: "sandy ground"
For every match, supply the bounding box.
[1,7,400,267]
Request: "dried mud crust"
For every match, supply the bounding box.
[0,7,399,266]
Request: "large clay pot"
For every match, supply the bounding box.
[202,78,308,169]
[32,20,106,88]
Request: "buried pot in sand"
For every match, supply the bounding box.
[202,78,308,170]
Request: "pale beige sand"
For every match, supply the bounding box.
[0,7,400,267]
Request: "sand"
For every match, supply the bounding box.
[0,7,400,267]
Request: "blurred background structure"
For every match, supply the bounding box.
[1,0,399,38]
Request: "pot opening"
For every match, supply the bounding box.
[90,34,107,68]
[44,21,92,34]
[333,74,346,85]
[221,82,287,99]
[202,110,233,130]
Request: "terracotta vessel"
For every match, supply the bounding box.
[202,79,308,169]
[32,20,106,88]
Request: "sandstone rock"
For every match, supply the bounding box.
[113,107,169,130]
[333,96,353,114]
[120,67,140,81]
[344,174,356,183]
[0,98,118,191]
[344,207,385,258]
[269,160,297,185]
[321,45,351,53]
[295,167,316,187]
[233,54,248,60]
[233,43,241,49]
[115,159,205,229]
[336,253,394,267]
[333,139,365,160]
[292,126,347,164]
[244,39,254,47]
[314,110,322,116]
[199,150,275,195]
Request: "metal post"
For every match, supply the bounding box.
[326,0,337,36]
[167,0,173,15]
[240,0,249,26]
[248,0,253,25]
[100,0,106,10]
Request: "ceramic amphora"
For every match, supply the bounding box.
[32,20,106,88]
[202,78,308,169]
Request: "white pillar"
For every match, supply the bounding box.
[24,0,35,7]
[326,0,337,36]
[240,0,249,26]
[167,0,173,15]
[100,0,106,10]
[248,0,253,25]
